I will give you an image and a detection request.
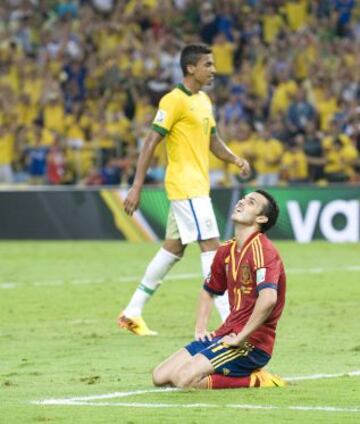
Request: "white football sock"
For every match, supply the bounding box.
[124,247,181,317]
[200,250,230,322]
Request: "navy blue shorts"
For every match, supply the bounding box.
[185,336,270,377]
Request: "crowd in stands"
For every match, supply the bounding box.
[0,0,359,187]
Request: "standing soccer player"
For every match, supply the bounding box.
[152,190,287,389]
[118,44,250,335]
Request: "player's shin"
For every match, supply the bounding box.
[201,250,230,321]
[208,370,287,389]
[208,374,251,389]
[124,248,181,317]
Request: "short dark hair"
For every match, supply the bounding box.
[180,43,212,76]
[255,189,279,233]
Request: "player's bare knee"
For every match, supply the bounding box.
[172,365,194,389]
[172,373,191,389]
[152,366,166,387]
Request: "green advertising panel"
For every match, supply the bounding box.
[243,186,360,242]
[0,187,358,241]
[139,186,360,242]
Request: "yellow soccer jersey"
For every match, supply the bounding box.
[324,144,358,176]
[151,84,216,200]
[282,150,308,180]
[212,42,235,76]
[271,80,298,116]
[226,138,254,175]
[283,0,308,31]
[0,133,14,165]
[263,14,284,44]
[254,138,284,174]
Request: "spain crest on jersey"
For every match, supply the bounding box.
[240,264,252,286]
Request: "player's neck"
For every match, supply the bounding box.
[182,77,202,94]
[234,224,259,250]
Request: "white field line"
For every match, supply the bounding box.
[32,401,360,412]
[286,370,360,381]
[2,265,360,290]
[31,370,360,411]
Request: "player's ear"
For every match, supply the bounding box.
[256,215,268,225]
[187,64,196,75]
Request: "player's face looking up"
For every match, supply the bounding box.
[188,54,216,86]
[231,192,269,228]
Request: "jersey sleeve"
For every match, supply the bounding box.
[203,247,227,296]
[255,248,282,293]
[151,92,181,136]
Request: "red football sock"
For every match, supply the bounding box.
[209,374,259,389]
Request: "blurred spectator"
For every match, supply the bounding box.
[323,136,358,182]
[322,118,358,181]
[47,135,66,185]
[286,88,317,134]
[334,0,355,36]
[24,136,49,185]
[199,2,218,44]
[270,69,298,117]
[62,60,88,112]
[0,124,14,184]
[254,126,284,186]
[212,32,236,88]
[282,134,309,183]
[262,5,285,44]
[0,0,358,186]
[303,121,324,181]
[223,120,255,185]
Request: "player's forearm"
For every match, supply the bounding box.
[235,291,277,343]
[210,135,238,164]
[132,133,161,189]
[195,289,214,333]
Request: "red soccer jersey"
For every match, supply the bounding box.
[204,231,286,356]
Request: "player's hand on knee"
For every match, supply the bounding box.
[195,329,215,342]
[220,333,241,347]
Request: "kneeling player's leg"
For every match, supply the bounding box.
[154,337,221,389]
[169,337,222,389]
[209,369,287,389]
[171,352,214,389]
[204,342,286,389]
[152,348,192,387]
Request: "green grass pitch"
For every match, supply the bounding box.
[1,241,360,424]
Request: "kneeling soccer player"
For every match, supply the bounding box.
[152,190,286,389]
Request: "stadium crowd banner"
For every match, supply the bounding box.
[0,186,359,242]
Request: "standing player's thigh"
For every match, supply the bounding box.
[164,206,186,256]
[171,197,220,245]
[165,205,181,240]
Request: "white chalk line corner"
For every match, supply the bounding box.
[31,370,360,413]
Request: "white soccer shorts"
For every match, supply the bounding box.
[165,197,220,244]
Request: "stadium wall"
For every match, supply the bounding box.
[0,187,359,242]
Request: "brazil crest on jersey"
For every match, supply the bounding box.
[151,84,216,200]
